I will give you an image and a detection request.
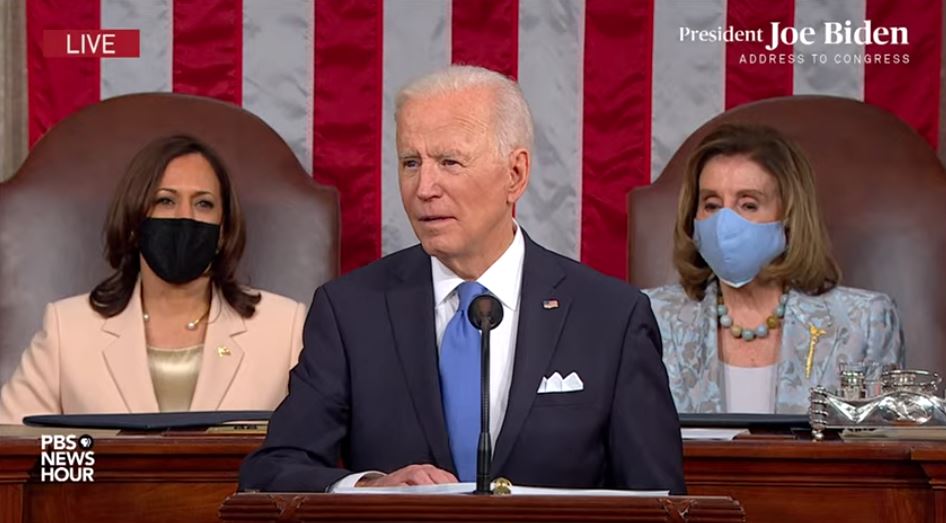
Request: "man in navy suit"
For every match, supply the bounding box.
[239,65,685,493]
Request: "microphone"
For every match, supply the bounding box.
[469,294,503,330]
[467,294,503,495]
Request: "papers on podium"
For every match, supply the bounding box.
[0,425,120,438]
[334,482,668,496]
[681,428,747,440]
[840,427,946,441]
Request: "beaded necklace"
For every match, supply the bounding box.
[716,290,788,342]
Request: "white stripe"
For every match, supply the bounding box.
[100,0,172,99]
[381,0,451,255]
[575,3,585,258]
[242,0,313,171]
[651,0,726,181]
[793,0,865,99]
[517,0,584,261]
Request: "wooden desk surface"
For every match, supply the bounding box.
[1,434,944,523]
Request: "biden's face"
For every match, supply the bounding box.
[396,86,527,276]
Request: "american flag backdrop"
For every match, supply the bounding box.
[24,0,945,279]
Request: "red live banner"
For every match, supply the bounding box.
[43,30,140,58]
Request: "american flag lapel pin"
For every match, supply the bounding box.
[542,299,559,310]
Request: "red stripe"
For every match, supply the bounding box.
[313,1,383,273]
[725,0,794,109]
[451,0,518,79]
[172,0,242,105]
[581,0,653,279]
[865,0,942,148]
[26,0,100,147]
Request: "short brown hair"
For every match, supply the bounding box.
[90,135,260,317]
[673,123,841,301]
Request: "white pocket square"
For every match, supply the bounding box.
[537,371,584,394]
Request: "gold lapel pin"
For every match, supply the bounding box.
[542,299,559,310]
[805,324,826,379]
[217,345,231,357]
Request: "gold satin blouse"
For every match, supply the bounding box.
[146,345,203,412]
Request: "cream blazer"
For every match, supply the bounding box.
[0,282,306,424]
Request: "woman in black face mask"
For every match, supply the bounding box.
[0,135,307,423]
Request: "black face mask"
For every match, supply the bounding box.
[139,218,221,284]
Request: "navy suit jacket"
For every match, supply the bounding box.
[239,235,685,493]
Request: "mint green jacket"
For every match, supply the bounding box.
[644,281,904,414]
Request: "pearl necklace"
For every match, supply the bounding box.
[715,291,788,342]
[142,308,209,331]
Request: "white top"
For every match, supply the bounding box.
[332,225,526,489]
[723,363,777,414]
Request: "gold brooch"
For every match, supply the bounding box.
[806,324,826,379]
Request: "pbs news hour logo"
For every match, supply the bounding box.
[40,434,95,482]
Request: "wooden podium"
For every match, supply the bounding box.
[3,434,946,522]
[218,492,745,522]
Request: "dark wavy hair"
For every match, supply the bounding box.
[89,135,260,318]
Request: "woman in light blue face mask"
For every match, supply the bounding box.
[644,124,904,414]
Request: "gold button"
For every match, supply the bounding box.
[492,477,512,495]
[217,346,231,357]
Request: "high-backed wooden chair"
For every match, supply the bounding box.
[628,95,946,377]
[0,93,338,385]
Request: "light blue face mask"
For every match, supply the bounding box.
[693,208,786,288]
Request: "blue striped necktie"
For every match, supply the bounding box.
[439,281,487,481]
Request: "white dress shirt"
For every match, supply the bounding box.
[431,224,524,446]
[331,225,525,489]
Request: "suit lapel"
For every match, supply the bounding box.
[491,237,568,476]
[102,281,160,412]
[190,288,245,411]
[385,247,455,471]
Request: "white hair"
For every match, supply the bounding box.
[394,65,534,156]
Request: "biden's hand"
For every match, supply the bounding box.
[355,464,458,487]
